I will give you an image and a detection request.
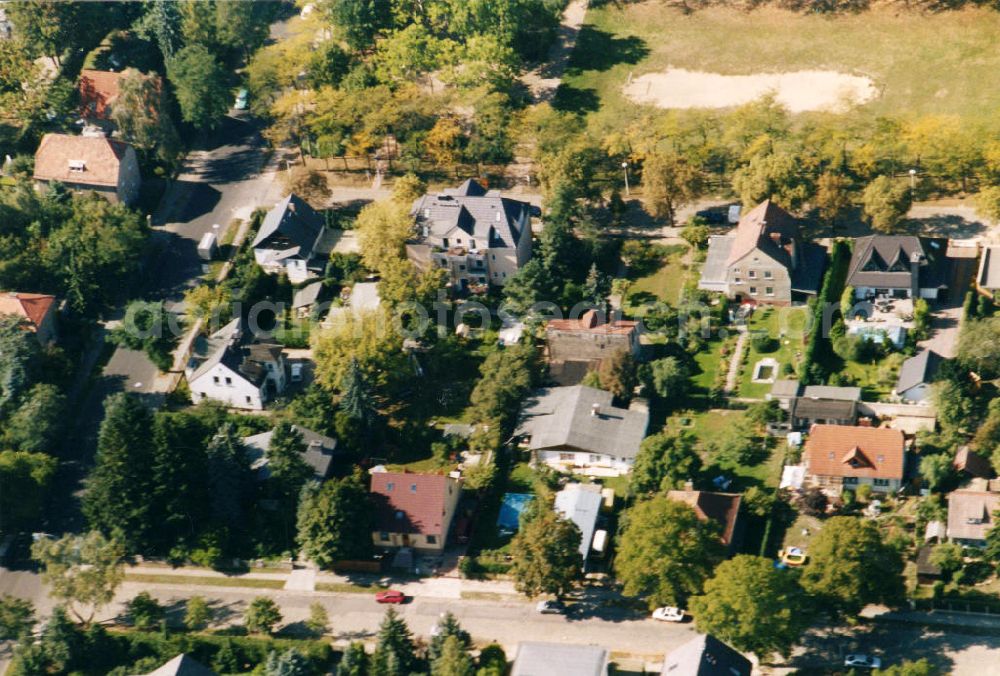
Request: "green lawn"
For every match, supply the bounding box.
[562,3,1000,124]
[691,336,730,396]
[124,573,285,590]
[841,352,906,400]
[624,245,691,309]
[737,306,810,399]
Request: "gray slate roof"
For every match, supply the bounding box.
[253,194,324,257]
[517,386,649,459]
[243,425,338,480]
[699,235,733,287]
[292,281,324,309]
[661,634,751,676]
[411,179,532,250]
[770,381,861,402]
[512,642,608,676]
[789,396,857,421]
[847,235,946,290]
[896,348,943,394]
[186,318,282,388]
[554,483,602,561]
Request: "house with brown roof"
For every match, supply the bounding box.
[33,133,141,205]
[78,69,124,126]
[946,490,1000,547]
[954,447,994,480]
[370,471,462,553]
[0,292,57,344]
[801,424,907,495]
[698,200,826,305]
[667,489,744,554]
[545,309,639,385]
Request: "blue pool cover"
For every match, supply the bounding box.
[497,493,533,532]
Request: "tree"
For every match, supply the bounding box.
[957,317,1000,379]
[644,356,690,401]
[428,612,471,662]
[322,0,389,51]
[468,341,540,433]
[977,186,1000,223]
[245,597,283,635]
[800,516,905,616]
[0,451,57,532]
[392,173,427,204]
[476,644,507,676]
[167,44,231,131]
[215,0,274,60]
[0,315,40,412]
[929,542,964,579]
[371,607,417,676]
[205,423,252,536]
[338,642,370,676]
[690,555,811,659]
[297,471,374,568]
[5,383,66,453]
[680,222,710,249]
[800,487,828,517]
[265,649,311,676]
[32,531,124,624]
[44,196,146,315]
[0,595,34,641]
[616,497,725,608]
[583,263,606,305]
[732,149,812,210]
[425,117,466,168]
[509,506,582,599]
[354,199,413,273]
[920,453,957,492]
[432,635,474,676]
[284,168,332,208]
[597,348,637,401]
[112,69,179,162]
[874,659,937,676]
[268,422,313,496]
[862,175,912,233]
[631,432,701,494]
[306,602,330,636]
[313,310,409,395]
[814,171,852,226]
[184,596,212,631]
[125,592,164,631]
[643,149,703,225]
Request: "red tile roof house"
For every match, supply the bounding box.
[78,69,124,128]
[667,489,744,555]
[0,292,58,345]
[370,471,463,553]
[545,309,640,385]
[33,133,141,205]
[801,424,907,496]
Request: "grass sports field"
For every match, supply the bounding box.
[560,3,1000,123]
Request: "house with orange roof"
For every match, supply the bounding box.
[0,292,57,344]
[667,488,744,554]
[370,470,463,552]
[545,309,639,384]
[78,69,124,127]
[33,133,141,205]
[801,424,907,495]
[698,200,826,305]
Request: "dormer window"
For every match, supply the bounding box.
[68,160,86,172]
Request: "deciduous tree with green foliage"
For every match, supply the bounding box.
[245,597,283,635]
[0,450,56,532]
[0,595,34,641]
[643,148,704,225]
[800,516,905,616]
[509,505,582,599]
[297,471,374,568]
[4,383,65,453]
[112,69,179,163]
[125,592,164,631]
[690,555,811,659]
[616,497,725,608]
[32,531,125,624]
[167,44,231,131]
[631,432,701,494]
[862,175,912,233]
[184,596,212,631]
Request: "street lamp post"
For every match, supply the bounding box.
[908,168,917,195]
[621,161,630,196]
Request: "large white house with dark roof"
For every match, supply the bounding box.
[253,194,327,283]
[698,200,825,305]
[517,385,649,476]
[408,179,534,290]
[185,318,287,410]
[846,235,947,300]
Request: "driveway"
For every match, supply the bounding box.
[919,254,976,358]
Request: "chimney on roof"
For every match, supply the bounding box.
[591,403,600,417]
[683,479,694,491]
[288,201,296,213]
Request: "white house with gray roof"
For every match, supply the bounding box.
[512,642,608,676]
[517,385,649,476]
[894,348,943,404]
[254,194,327,283]
[185,318,287,410]
[408,179,534,290]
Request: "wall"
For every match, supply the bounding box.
[536,449,633,476]
[190,362,264,410]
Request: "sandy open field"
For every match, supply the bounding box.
[622,67,878,113]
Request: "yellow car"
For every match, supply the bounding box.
[779,547,808,566]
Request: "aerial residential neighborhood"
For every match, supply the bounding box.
[7,0,1000,675]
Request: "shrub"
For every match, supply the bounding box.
[750,332,778,353]
[126,592,165,631]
